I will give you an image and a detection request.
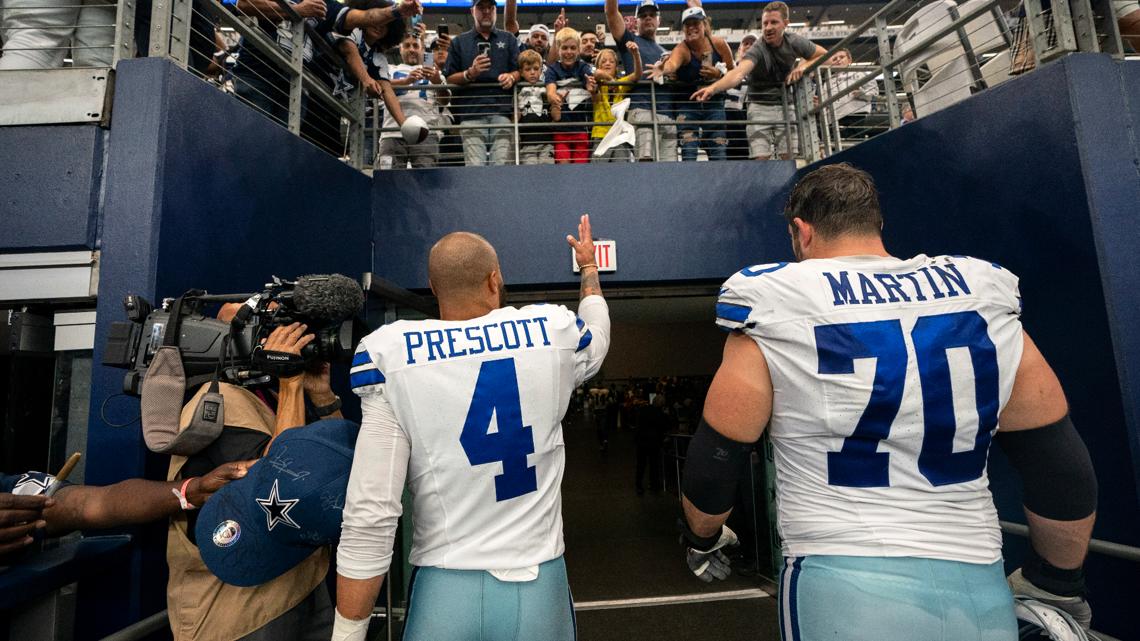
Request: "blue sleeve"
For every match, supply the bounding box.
[0,473,17,493]
[351,343,387,397]
[444,37,464,76]
[543,65,557,84]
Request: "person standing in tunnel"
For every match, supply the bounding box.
[679,163,1098,640]
[634,393,672,495]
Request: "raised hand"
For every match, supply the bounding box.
[566,213,596,269]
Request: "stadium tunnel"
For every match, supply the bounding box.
[1,50,1139,640]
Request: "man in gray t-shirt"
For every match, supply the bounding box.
[692,1,825,159]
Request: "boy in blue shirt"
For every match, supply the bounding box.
[544,28,596,164]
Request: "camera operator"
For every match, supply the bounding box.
[164,312,343,641]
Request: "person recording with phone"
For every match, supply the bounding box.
[378,26,449,169]
[334,0,424,156]
[443,0,520,166]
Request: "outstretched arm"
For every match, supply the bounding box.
[692,57,751,101]
[604,0,626,43]
[504,0,519,34]
[44,462,251,535]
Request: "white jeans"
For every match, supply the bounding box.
[460,115,512,166]
[0,0,116,69]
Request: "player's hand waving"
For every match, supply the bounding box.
[683,524,739,583]
[566,214,596,268]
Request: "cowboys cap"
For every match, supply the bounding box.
[195,418,359,587]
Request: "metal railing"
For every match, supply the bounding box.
[1,0,1127,165]
[366,78,799,169]
[793,0,1126,161]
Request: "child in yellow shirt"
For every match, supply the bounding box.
[591,41,642,162]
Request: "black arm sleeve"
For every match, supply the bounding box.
[994,414,1097,521]
[681,419,754,515]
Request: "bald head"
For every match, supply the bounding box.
[428,232,501,302]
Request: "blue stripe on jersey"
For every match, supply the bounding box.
[351,368,385,388]
[352,350,373,368]
[779,559,792,640]
[575,317,585,331]
[716,302,752,323]
[788,557,803,641]
[576,329,593,352]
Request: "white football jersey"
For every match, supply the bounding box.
[716,255,1024,564]
[351,300,608,571]
[380,63,444,140]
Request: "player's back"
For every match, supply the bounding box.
[716,254,1024,564]
[353,303,599,571]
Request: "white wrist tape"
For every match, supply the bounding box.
[331,609,371,641]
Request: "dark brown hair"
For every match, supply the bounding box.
[784,163,883,238]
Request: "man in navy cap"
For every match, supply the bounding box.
[604,0,677,161]
[443,0,521,166]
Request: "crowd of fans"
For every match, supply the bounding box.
[6,0,1130,166]
[0,0,916,166]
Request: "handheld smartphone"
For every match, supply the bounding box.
[437,23,449,36]
[477,41,491,57]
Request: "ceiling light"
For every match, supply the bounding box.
[822,20,845,25]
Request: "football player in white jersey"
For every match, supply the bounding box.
[680,163,1098,640]
[332,216,610,641]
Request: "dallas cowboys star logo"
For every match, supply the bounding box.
[496,41,506,49]
[256,479,300,531]
[14,474,51,495]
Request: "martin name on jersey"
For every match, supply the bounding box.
[349,300,608,572]
[716,255,1024,565]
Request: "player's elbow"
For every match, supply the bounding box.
[995,415,1097,521]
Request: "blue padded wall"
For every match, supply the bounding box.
[83,57,372,639]
[0,124,103,251]
[372,160,798,289]
[809,54,1140,639]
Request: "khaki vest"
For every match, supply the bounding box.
[166,383,329,641]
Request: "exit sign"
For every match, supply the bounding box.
[572,240,617,273]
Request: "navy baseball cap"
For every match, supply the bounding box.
[195,419,360,587]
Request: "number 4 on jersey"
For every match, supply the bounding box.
[459,358,538,502]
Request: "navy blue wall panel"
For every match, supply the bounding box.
[0,124,102,251]
[810,55,1139,639]
[1069,55,1140,499]
[84,58,371,639]
[372,161,798,289]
